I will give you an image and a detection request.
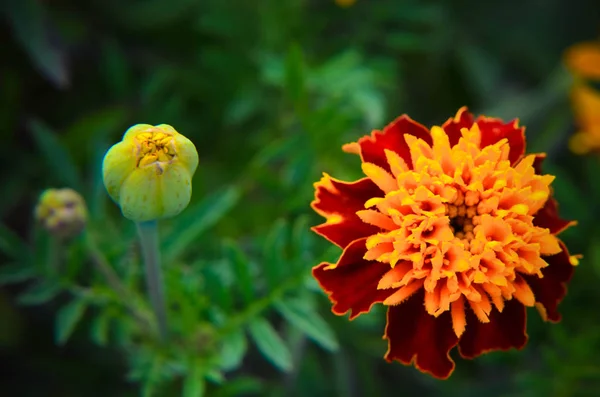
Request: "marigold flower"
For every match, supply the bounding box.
[35,188,87,239]
[311,107,578,379]
[103,124,198,222]
[564,40,600,154]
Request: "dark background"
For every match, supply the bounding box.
[1,0,600,396]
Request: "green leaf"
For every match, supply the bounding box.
[584,156,600,201]
[291,215,314,261]
[455,43,501,106]
[275,298,338,352]
[18,280,61,305]
[205,369,224,384]
[101,40,131,100]
[283,148,314,190]
[262,219,288,289]
[212,377,264,397]
[203,264,233,312]
[90,311,112,346]
[223,240,254,304]
[247,317,292,372]
[104,0,199,29]
[219,329,247,371]
[28,119,82,191]
[386,32,432,53]
[55,298,87,345]
[163,186,241,261]
[183,363,206,397]
[141,355,164,397]
[3,0,68,87]
[285,43,306,107]
[249,135,302,171]
[0,264,36,285]
[0,224,31,262]
[63,106,127,162]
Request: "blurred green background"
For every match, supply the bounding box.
[2,0,600,396]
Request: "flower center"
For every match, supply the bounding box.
[447,205,476,241]
[135,130,176,169]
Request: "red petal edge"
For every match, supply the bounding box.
[311,174,382,248]
[347,115,432,172]
[441,106,475,147]
[384,291,459,380]
[477,115,526,165]
[458,298,528,359]
[524,241,574,322]
[312,238,393,320]
[532,154,577,234]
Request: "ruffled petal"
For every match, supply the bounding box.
[458,298,528,359]
[524,241,574,322]
[534,198,576,235]
[343,115,431,172]
[441,106,475,147]
[312,174,382,248]
[531,154,576,234]
[477,116,525,165]
[384,291,459,379]
[312,238,393,320]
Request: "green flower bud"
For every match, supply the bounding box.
[102,124,199,222]
[35,188,88,240]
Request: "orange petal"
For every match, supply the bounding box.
[383,279,424,306]
[356,210,397,230]
[361,163,398,193]
[451,296,466,338]
[378,261,413,290]
[512,275,536,307]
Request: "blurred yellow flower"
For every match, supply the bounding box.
[103,124,199,222]
[335,0,356,8]
[35,188,87,239]
[564,40,600,154]
[564,42,600,80]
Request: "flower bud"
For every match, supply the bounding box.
[102,124,199,222]
[35,188,88,240]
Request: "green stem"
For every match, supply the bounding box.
[84,231,153,331]
[137,220,168,340]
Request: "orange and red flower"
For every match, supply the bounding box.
[311,107,578,379]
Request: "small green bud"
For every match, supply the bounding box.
[35,188,88,240]
[102,124,199,222]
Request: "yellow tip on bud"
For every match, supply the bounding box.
[102,124,199,222]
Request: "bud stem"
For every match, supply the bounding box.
[137,220,168,340]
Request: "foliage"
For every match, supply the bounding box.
[1,0,600,396]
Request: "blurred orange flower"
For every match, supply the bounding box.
[335,0,356,8]
[311,108,578,379]
[564,41,600,154]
